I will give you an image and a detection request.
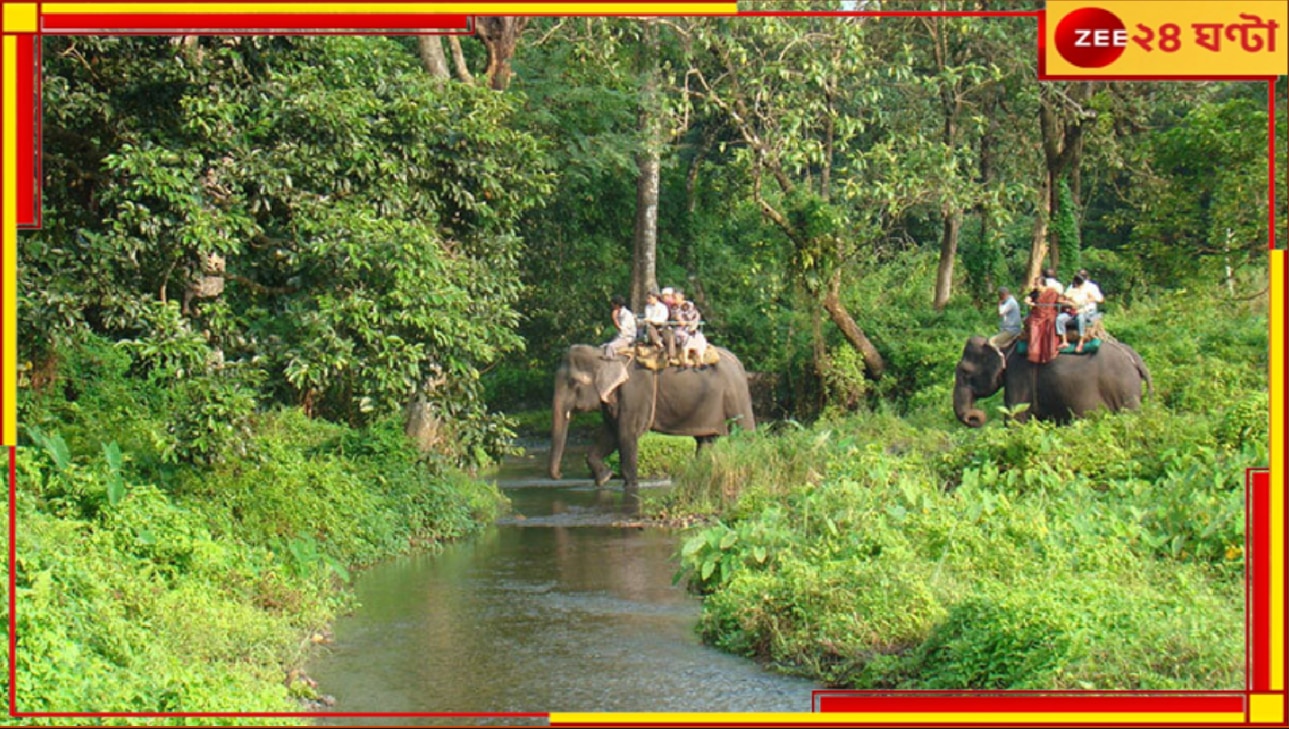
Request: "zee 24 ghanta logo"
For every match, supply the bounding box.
[1054,6,1279,68]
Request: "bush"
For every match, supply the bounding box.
[607,432,696,480]
[9,379,507,718]
[666,275,1261,690]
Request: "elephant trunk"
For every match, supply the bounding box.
[954,372,987,428]
[549,386,571,480]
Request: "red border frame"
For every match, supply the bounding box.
[3,3,1283,724]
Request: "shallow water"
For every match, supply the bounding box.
[308,453,818,725]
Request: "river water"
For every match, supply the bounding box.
[308,449,818,724]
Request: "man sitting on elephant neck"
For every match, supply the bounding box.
[989,286,1022,352]
[602,295,637,360]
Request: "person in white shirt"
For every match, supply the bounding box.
[642,290,671,356]
[603,295,637,359]
[1042,267,1065,295]
[1078,269,1103,311]
[988,287,1023,350]
[1056,274,1103,353]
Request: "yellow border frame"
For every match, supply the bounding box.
[0,3,1282,725]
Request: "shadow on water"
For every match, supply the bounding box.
[308,450,818,725]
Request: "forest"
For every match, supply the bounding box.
[3,9,1284,720]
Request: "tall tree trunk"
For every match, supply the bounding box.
[978,96,997,295]
[811,303,827,412]
[822,270,885,378]
[932,211,962,310]
[417,35,451,80]
[1048,169,1060,272]
[1026,177,1051,287]
[930,31,963,310]
[682,123,717,272]
[631,19,661,311]
[476,17,528,91]
[447,36,474,84]
[631,149,660,310]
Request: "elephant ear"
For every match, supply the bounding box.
[595,360,630,403]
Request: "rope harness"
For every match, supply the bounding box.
[646,366,660,433]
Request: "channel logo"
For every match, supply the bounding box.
[1054,6,1128,68]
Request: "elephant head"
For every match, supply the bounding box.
[953,336,1006,428]
[549,345,607,479]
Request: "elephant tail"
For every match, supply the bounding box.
[1133,350,1153,398]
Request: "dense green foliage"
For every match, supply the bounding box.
[32,35,552,462]
[14,34,530,719]
[666,273,1265,689]
[5,336,506,721]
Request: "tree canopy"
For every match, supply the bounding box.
[25,21,1283,451]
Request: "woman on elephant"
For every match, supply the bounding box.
[677,299,707,368]
[602,295,637,360]
[670,289,690,359]
[1025,277,1062,364]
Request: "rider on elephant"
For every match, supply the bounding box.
[1056,274,1104,354]
[602,295,637,360]
[1025,277,1062,364]
[989,286,1022,351]
[676,298,707,368]
[643,290,671,357]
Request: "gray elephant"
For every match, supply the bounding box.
[953,336,1152,427]
[549,344,756,489]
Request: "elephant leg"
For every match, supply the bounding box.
[618,429,640,491]
[587,426,617,487]
[1004,367,1035,422]
[695,435,716,454]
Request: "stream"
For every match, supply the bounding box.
[308,447,818,724]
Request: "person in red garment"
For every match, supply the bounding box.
[1025,276,1062,365]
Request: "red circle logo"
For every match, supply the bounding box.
[1054,7,1127,68]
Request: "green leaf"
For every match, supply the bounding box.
[103,442,124,472]
[701,557,717,581]
[719,530,738,550]
[106,476,126,506]
[681,535,705,558]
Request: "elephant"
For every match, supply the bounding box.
[953,335,1152,427]
[548,344,756,489]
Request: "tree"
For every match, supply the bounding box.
[476,17,530,91]
[1031,82,1093,283]
[30,35,552,464]
[630,19,662,310]
[417,35,451,80]
[681,16,964,378]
